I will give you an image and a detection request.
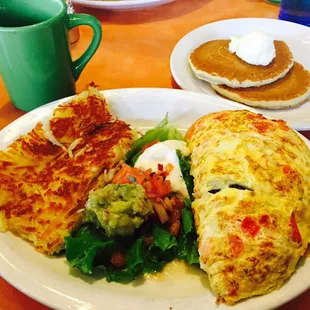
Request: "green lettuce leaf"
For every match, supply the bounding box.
[152,225,177,251]
[177,200,199,265]
[98,238,147,283]
[126,238,145,271]
[98,265,136,283]
[181,204,194,235]
[176,150,194,200]
[126,114,184,166]
[65,224,179,283]
[65,225,116,274]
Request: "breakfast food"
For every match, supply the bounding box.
[228,32,276,66]
[186,110,310,304]
[1,84,310,305]
[0,84,136,254]
[65,116,199,281]
[189,32,310,109]
[0,91,199,281]
[189,39,293,88]
[211,62,310,109]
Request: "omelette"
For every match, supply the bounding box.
[185,110,310,304]
[0,84,135,255]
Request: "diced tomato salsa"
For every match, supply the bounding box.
[229,235,244,257]
[112,164,184,234]
[259,214,270,226]
[113,164,171,199]
[241,216,260,237]
[290,212,302,243]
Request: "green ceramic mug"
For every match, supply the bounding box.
[0,0,102,111]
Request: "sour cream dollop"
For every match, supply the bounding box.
[134,140,190,198]
[228,32,276,66]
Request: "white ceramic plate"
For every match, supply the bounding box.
[0,88,309,310]
[72,0,174,10]
[170,18,310,131]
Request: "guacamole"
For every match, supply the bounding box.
[85,184,153,237]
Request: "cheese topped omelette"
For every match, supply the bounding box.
[186,110,310,304]
[0,85,135,255]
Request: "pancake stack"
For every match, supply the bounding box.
[189,39,310,109]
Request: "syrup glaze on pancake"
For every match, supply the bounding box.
[189,40,294,88]
[211,62,310,109]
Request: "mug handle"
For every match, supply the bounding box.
[67,13,102,81]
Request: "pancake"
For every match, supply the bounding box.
[189,40,294,88]
[186,110,310,304]
[211,62,310,109]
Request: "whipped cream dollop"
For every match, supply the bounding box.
[228,32,276,66]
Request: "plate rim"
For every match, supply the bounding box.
[170,17,310,131]
[72,0,174,10]
[1,87,310,310]
[0,87,251,141]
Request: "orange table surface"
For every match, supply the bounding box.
[0,0,310,309]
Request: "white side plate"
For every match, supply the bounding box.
[72,0,174,11]
[0,88,309,310]
[170,18,310,131]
